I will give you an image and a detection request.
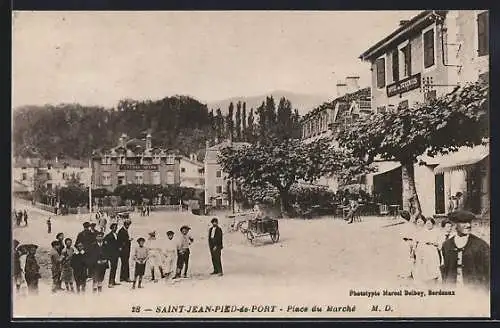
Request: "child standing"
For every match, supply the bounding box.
[13,240,24,293]
[147,232,165,281]
[71,242,87,293]
[61,238,75,292]
[163,231,177,279]
[132,237,148,289]
[24,245,41,295]
[174,225,194,279]
[50,241,63,293]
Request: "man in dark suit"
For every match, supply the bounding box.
[442,210,490,291]
[208,217,223,276]
[88,232,108,293]
[117,220,133,282]
[104,223,121,288]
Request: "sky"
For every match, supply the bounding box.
[12,11,422,108]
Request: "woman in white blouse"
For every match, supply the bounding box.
[413,217,441,284]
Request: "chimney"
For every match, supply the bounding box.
[399,20,409,27]
[336,81,347,97]
[345,76,360,94]
[146,133,152,150]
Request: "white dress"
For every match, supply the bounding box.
[413,229,441,283]
[397,222,417,277]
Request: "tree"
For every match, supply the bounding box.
[256,101,266,141]
[235,101,242,141]
[218,137,359,217]
[247,108,255,143]
[226,102,234,140]
[337,80,489,215]
[215,108,224,140]
[276,97,294,140]
[242,102,247,141]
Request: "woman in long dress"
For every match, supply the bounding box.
[413,217,441,285]
[397,211,417,280]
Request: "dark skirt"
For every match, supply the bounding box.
[134,263,146,276]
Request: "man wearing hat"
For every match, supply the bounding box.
[174,225,194,279]
[118,220,133,282]
[104,223,121,287]
[208,218,223,276]
[76,222,93,252]
[441,210,490,290]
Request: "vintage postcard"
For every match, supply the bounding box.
[11,10,490,319]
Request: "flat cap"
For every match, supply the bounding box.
[448,210,476,223]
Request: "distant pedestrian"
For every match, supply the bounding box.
[442,210,490,290]
[163,231,177,278]
[132,237,148,289]
[174,225,194,279]
[208,218,223,276]
[23,210,28,226]
[61,238,75,292]
[16,211,22,227]
[47,217,52,234]
[71,242,87,293]
[24,245,41,295]
[50,241,63,293]
[146,206,150,216]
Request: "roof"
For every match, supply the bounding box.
[302,87,371,123]
[12,180,30,193]
[207,141,251,151]
[359,10,447,61]
[13,158,41,168]
[180,156,204,167]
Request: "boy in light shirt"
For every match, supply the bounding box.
[147,231,165,281]
[163,231,177,279]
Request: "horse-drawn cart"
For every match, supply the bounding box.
[245,217,280,243]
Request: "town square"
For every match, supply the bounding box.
[11,10,490,318]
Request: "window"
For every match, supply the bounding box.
[139,157,145,165]
[216,186,222,194]
[117,173,126,185]
[101,156,111,165]
[166,155,175,164]
[423,28,435,69]
[135,172,144,184]
[102,173,112,186]
[198,168,204,174]
[424,90,437,103]
[376,57,386,88]
[21,173,27,180]
[47,164,52,170]
[47,173,52,180]
[181,167,186,173]
[152,171,161,185]
[119,157,126,164]
[392,50,399,82]
[62,172,68,180]
[478,11,489,57]
[216,171,222,178]
[152,156,160,164]
[166,171,175,184]
[400,43,412,77]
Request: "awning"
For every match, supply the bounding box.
[434,146,489,174]
[372,161,401,176]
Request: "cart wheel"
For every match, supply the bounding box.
[270,230,280,243]
[246,230,254,243]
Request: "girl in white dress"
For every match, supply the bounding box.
[413,217,441,285]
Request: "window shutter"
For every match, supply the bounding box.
[376,57,386,88]
[478,11,489,56]
[392,50,399,82]
[424,29,435,68]
[406,43,412,76]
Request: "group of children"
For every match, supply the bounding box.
[13,219,196,295]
